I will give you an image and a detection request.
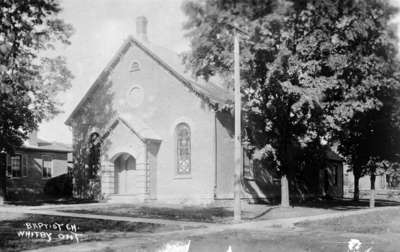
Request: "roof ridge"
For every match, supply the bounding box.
[65,35,232,126]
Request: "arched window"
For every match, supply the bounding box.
[176,123,191,175]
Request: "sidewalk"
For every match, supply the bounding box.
[24,205,400,252]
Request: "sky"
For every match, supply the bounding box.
[39,0,400,144]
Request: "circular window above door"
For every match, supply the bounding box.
[127,85,144,108]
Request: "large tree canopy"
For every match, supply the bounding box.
[183,0,327,206]
[182,0,400,205]
[312,0,400,201]
[0,0,74,153]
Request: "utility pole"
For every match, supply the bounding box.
[233,29,242,222]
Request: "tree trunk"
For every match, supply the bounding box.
[281,174,290,207]
[370,173,376,208]
[0,153,6,204]
[354,175,360,201]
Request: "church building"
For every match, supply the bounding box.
[65,17,343,204]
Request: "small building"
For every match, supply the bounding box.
[322,148,344,198]
[344,168,400,200]
[2,131,72,201]
[65,17,343,204]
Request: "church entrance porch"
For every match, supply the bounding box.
[94,116,161,203]
[100,151,147,203]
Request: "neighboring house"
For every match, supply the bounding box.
[322,149,344,198]
[3,131,72,201]
[344,168,400,200]
[65,16,343,204]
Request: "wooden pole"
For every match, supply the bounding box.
[233,30,242,222]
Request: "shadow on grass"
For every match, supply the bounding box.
[62,205,233,223]
[293,198,400,211]
[5,198,99,206]
[247,206,280,220]
[58,198,400,223]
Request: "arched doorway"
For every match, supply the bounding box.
[113,153,136,194]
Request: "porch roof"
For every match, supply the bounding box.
[102,114,162,143]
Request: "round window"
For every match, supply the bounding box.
[127,85,144,107]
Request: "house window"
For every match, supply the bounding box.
[22,155,27,177]
[331,164,337,186]
[10,155,22,178]
[42,157,52,178]
[331,163,340,186]
[130,61,140,72]
[176,123,191,175]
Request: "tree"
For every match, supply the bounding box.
[0,0,74,154]
[88,132,101,180]
[182,0,327,207]
[333,90,400,205]
[87,132,102,200]
[318,0,400,202]
[183,0,400,206]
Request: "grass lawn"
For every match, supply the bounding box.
[95,208,400,252]
[0,214,181,252]
[94,225,400,252]
[296,208,400,234]
[58,199,400,223]
[61,205,234,223]
[292,208,400,251]
[173,226,399,252]
[60,204,333,223]
[3,202,400,251]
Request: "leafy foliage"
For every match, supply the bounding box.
[0,0,74,153]
[182,0,328,204]
[182,0,400,202]
[70,80,117,200]
[316,0,400,199]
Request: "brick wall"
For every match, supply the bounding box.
[6,149,70,201]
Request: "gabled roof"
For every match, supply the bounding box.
[101,114,162,142]
[65,36,233,126]
[21,139,72,153]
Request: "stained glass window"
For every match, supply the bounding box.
[176,123,191,175]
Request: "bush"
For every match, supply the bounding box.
[43,174,73,198]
